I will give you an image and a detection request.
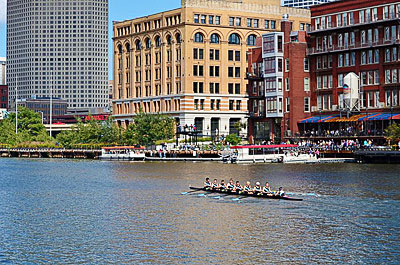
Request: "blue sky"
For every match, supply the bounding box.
[0,0,181,79]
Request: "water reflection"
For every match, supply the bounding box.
[0,159,399,264]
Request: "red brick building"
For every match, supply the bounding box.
[247,19,311,143]
[304,0,400,140]
[0,85,8,109]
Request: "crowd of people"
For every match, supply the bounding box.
[296,139,376,151]
[203,178,285,197]
[300,127,385,138]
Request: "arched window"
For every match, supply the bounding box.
[155,36,161,47]
[194,32,204,43]
[210,33,220,44]
[145,38,151,49]
[228,33,241,45]
[166,35,172,45]
[247,34,257,46]
[117,44,123,54]
[135,40,142,50]
[176,33,181,43]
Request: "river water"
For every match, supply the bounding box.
[0,158,399,264]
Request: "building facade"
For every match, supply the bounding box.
[0,57,6,85]
[6,0,109,111]
[112,0,310,138]
[247,19,311,143]
[305,0,400,141]
[18,97,68,124]
[281,0,336,9]
[0,85,8,109]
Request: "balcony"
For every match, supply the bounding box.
[307,38,400,56]
[249,111,266,118]
[309,12,400,34]
[246,71,264,80]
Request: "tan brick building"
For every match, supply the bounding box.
[112,0,310,138]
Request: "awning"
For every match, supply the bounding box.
[360,113,400,121]
[298,115,340,124]
[325,114,369,123]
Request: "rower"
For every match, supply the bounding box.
[243,181,253,194]
[219,179,226,190]
[253,182,262,194]
[276,187,285,197]
[227,179,235,191]
[211,179,218,190]
[234,180,243,193]
[263,182,271,194]
[204,177,211,190]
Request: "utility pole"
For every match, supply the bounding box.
[15,77,18,134]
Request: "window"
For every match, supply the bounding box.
[285,78,290,91]
[210,33,220,44]
[229,17,234,26]
[236,17,241,26]
[228,50,233,61]
[235,84,240,94]
[236,100,241,110]
[304,78,310,91]
[194,32,204,43]
[253,19,259,28]
[271,20,276,29]
[265,20,269,29]
[201,15,206,24]
[235,51,240,61]
[235,67,240,78]
[194,14,199,23]
[228,83,234,94]
[285,98,290,113]
[228,67,234,77]
[247,18,252,27]
[215,16,221,25]
[285,59,289,72]
[145,38,151,49]
[155,36,161,47]
[209,15,214,24]
[229,33,241,44]
[304,97,310,112]
[247,34,257,46]
[304,58,309,71]
[229,100,234,110]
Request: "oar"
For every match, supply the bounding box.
[213,194,231,199]
[181,189,204,195]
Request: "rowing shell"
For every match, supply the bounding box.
[189,187,303,201]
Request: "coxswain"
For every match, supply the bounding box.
[204,177,211,190]
[243,181,253,194]
[253,182,262,194]
[234,181,243,193]
[263,182,271,194]
[211,179,218,190]
[276,187,285,197]
[219,179,227,190]
[227,179,235,191]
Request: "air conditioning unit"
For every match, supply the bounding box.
[311,106,317,112]
[378,102,385,108]
[332,105,338,111]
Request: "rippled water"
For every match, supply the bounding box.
[0,158,399,264]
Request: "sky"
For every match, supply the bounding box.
[0,0,181,79]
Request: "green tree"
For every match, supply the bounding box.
[125,112,175,146]
[0,107,51,145]
[225,134,241,146]
[385,122,400,143]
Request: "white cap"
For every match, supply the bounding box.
[256,182,260,185]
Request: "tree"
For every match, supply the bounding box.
[125,112,175,146]
[225,134,241,146]
[385,122,400,144]
[0,107,51,145]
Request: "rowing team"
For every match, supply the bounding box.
[204,178,285,196]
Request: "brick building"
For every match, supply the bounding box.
[112,0,310,139]
[247,19,311,143]
[304,0,400,141]
[0,85,8,109]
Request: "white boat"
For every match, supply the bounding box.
[226,144,298,163]
[100,146,146,161]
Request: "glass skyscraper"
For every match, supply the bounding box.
[7,0,109,111]
[281,0,336,9]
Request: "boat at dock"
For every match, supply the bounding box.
[100,146,146,161]
[189,187,303,201]
[224,144,298,163]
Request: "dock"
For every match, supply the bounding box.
[0,148,101,159]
